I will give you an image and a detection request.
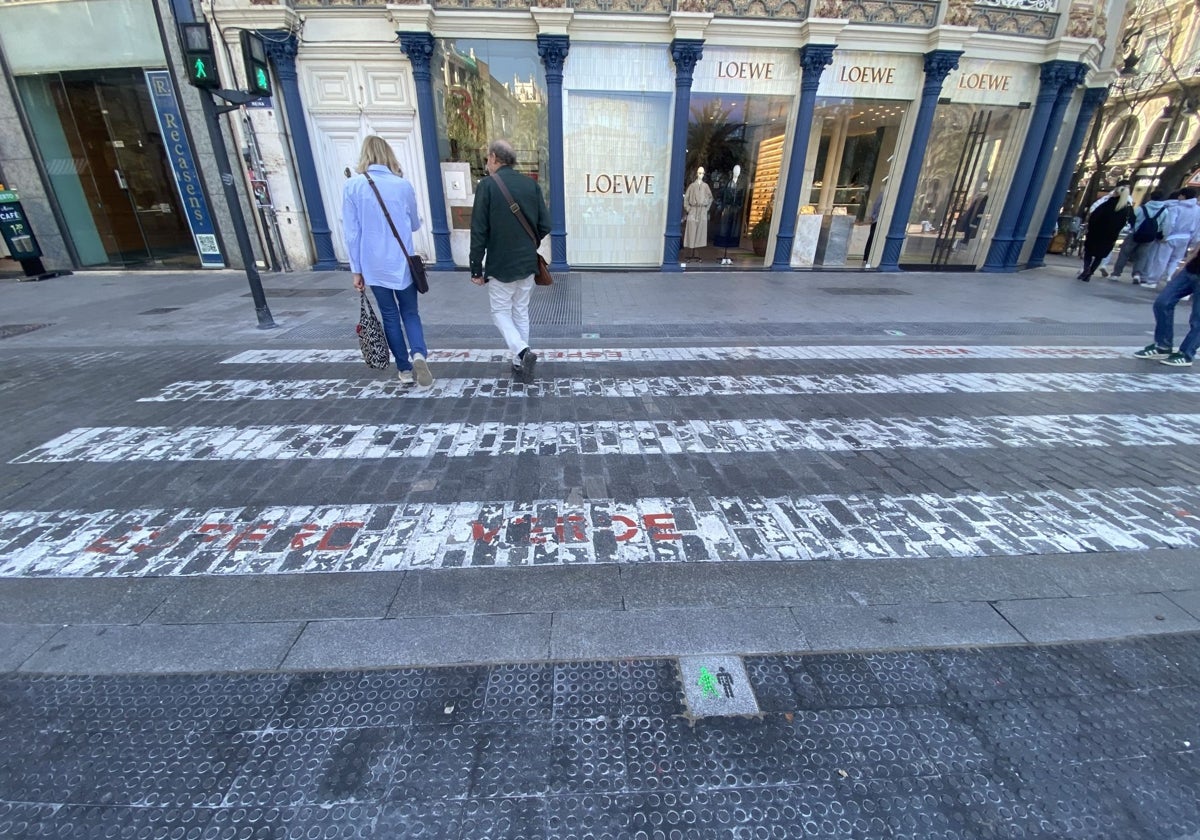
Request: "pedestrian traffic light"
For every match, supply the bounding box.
[240,31,272,97]
[180,23,220,90]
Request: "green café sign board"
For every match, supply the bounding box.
[0,190,43,261]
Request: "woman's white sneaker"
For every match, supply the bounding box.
[411,353,434,387]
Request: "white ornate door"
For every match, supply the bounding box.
[299,56,432,262]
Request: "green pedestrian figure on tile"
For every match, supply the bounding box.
[698,667,720,699]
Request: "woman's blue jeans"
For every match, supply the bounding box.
[370,283,427,371]
[1152,267,1200,360]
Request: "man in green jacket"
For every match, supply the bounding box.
[470,139,551,384]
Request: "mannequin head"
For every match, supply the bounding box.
[695,167,705,183]
[732,164,741,183]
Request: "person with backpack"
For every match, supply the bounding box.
[1133,244,1200,368]
[1079,185,1135,282]
[1111,190,1168,284]
[1146,188,1200,290]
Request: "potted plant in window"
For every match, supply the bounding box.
[750,197,773,257]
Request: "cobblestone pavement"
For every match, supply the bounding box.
[1,265,1200,836]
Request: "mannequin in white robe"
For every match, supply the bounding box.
[683,167,713,253]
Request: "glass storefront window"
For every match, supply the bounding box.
[431,39,548,266]
[793,99,906,267]
[899,104,1019,267]
[684,93,791,266]
[689,46,797,267]
[15,69,197,268]
[432,39,548,194]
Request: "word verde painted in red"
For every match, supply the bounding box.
[470,513,681,545]
[85,521,364,554]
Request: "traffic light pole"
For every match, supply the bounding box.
[198,89,275,329]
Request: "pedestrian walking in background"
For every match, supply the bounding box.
[1110,190,1167,284]
[1079,185,1134,282]
[469,139,551,384]
[342,135,433,388]
[1134,247,1200,367]
[1146,188,1200,290]
[1065,213,1083,256]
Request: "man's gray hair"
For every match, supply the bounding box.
[489,140,517,166]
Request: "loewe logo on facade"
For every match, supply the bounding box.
[838,65,897,85]
[957,72,1012,92]
[716,61,776,80]
[585,174,656,195]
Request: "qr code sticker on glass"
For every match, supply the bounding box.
[196,234,220,254]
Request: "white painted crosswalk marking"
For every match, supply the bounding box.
[219,345,1133,365]
[138,372,1200,403]
[14,414,1200,463]
[2,486,1196,577]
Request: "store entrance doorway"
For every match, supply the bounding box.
[901,104,1018,268]
[17,68,197,267]
[928,110,992,266]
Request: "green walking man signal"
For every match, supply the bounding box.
[180,23,220,90]
[241,31,272,97]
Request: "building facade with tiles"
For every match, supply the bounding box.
[0,0,1123,274]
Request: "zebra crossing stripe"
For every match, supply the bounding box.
[138,372,1200,403]
[219,346,1132,365]
[14,414,1200,464]
[2,486,1197,577]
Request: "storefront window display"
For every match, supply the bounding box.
[0,0,200,268]
[688,48,796,267]
[432,39,548,191]
[800,100,906,267]
[792,51,922,268]
[431,38,548,266]
[563,43,673,267]
[900,59,1033,267]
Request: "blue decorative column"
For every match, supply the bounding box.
[537,34,570,273]
[399,32,454,270]
[1004,61,1086,268]
[772,44,835,270]
[1027,84,1106,268]
[982,60,1082,273]
[261,32,338,270]
[662,39,704,272]
[877,50,962,272]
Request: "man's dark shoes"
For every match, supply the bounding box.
[518,348,537,384]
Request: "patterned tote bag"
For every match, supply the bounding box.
[356,290,390,370]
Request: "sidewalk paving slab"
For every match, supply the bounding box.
[791,601,1024,651]
[1166,588,1200,620]
[617,561,856,610]
[389,565,621,617]
[0,576,179,624]
[549,607,806,660]
[146,571,404,624]
[836,554,1070,604]
[0,624,59,671]
[17,622,304,674]
[283,614,552,669]
[1038,550,1200,597]
[994,592,1200,642]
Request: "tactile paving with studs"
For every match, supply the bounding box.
[2,636,1199,838]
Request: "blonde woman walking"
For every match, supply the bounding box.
[343,135,433,387]
[1079,184,1134,283]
